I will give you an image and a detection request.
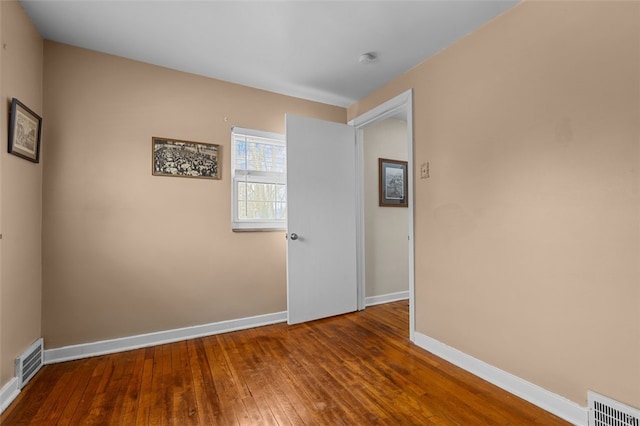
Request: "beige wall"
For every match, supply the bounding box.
[349,1,640,408]
[0,0,43,389]
[0,0,3,390]
[363,118,409,298]
[42,42,345,349]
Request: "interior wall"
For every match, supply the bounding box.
[0,0,43,389]
[0,0,3,391]
[349,1,640,408]
[363,118,408,298]
[42,42,345,349]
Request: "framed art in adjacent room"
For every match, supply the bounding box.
[379,157,408,207]
[152,137,220,179]
[8,98,42,163]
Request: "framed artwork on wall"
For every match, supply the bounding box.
[8,98,42,163]
[379,157,408,207]
[152,137,220,179]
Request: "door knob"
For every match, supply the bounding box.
[290,233,299,240]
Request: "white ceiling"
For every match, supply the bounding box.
[20,0,518,107]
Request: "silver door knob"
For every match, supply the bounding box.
[290,233,299,240]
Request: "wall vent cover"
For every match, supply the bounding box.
[15,338,43,389]
[589,391,640,426]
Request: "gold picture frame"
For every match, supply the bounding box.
[152,137,220,179]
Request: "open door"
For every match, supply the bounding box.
[286,115,357,324]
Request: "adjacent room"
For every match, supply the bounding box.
[1,0,638,425]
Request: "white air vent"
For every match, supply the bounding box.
[589,391,640,426]
[15,338,43,389]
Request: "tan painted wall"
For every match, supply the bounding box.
[0,0,3,390]
[363,118,409,298]
[0,0,43,389]
[42,42,346,349]
[349,1,640,408]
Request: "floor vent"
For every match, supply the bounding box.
[589,391,640,426]
[15,338,43,389]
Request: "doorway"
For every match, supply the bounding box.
[363,117,410,302]
[285,91,414,337]
[350,90,415,341]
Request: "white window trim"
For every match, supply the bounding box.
[231,126,286,231]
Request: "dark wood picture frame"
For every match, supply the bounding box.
[8,98,42,163]
[379,157,408,207]
[152,137,221,179]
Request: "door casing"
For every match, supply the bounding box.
[349,90,415,342]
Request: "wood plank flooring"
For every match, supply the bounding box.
[2,301,569,425]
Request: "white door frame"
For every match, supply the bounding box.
[348,89,415,342]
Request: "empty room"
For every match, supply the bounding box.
[1,0,638,425]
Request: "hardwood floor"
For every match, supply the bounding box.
[2,301,569,425]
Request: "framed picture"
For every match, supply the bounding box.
[379,158,408,207]
[8,98,42,163]
[152,137,220,179]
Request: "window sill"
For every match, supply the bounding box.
[232,228,285,233]
[232,222,286,232]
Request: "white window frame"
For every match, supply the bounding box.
[231,126,286,231]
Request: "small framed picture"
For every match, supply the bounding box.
[8,98,42,163]
[379,158,408,207]
[152,137,220,179]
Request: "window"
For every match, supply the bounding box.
[231,127,286,231]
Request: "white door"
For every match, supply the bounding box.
[286,114,357,324]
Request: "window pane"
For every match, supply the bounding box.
[275,202,287,220]
[235,139,247,170]
[234,136,286,173]
[241,201,286,220]
[238,200,247,219]
[236,181,286,220]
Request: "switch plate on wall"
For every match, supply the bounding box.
[420,162,430,179]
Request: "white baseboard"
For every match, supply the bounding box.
[414,332,589,426]
[0,377,20,415]
[44,310,287,364]
[365,290,409,307]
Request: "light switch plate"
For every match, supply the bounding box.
[420,162,430,179]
